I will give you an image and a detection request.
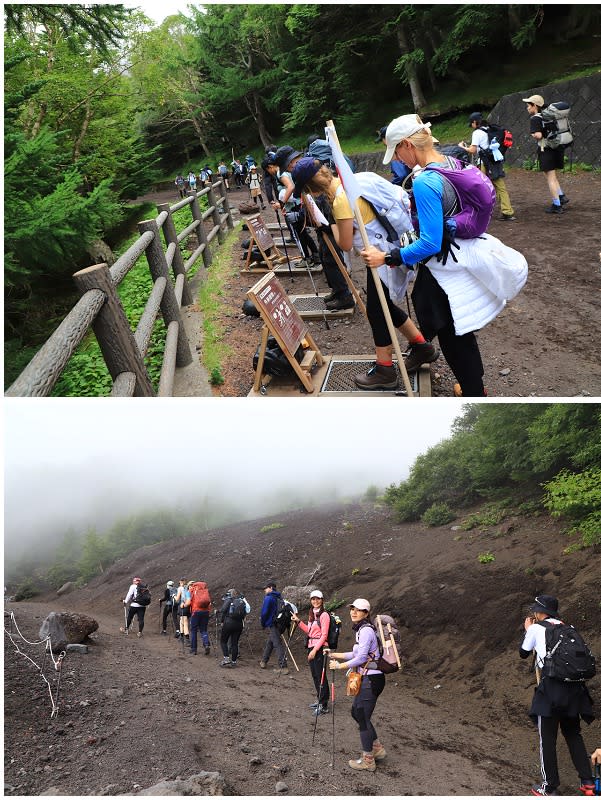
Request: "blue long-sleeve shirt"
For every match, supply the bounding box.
[260,590,281,628]
[398,169,445,266]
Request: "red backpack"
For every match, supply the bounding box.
[189,582,211,613]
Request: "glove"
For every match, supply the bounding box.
[437,218,461,266]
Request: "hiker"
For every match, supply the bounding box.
[523,94,569,215]
[175,174,186,199]
[200,165,213,188]
[175,577,190,642]
[231,159,245,188]
[329,598,386,772]
[159,579,177,635]
[291,155,439,386]
[219,588,250,667]
[188,580,212,656]
[217,160,230,190]
[246,165,266,209]
[121,576,147,638]
[259,581,289,674]
[262,145,278,203]
[519,594,595,796]
[362,113,510,397]
[291,590,330,716]
[187,171,197,193]
[460,111,516,221]
[376,126,412,187]
[273,146,321,268]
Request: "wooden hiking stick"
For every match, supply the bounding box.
[376,614,401,670]
[302,192,367,317]
[281,633,300,671]
[326,119,414,397]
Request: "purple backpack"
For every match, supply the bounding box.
[426,157,496,238]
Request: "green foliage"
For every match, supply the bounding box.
[543,468,601,547]
[14,578,39,601]
[364,485,379,502]
[461,504,507,531]
[477,552,496,564]
[260,522,285,533]
[421,502,456,527]
[325,596,347,612]
[209,367,225,386]
[351,568,360,576]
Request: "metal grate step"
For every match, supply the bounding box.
[320,359,419,394]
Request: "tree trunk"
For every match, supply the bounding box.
[191,116,211,159]
[396,25,427,112]
[73,100,92,161]
[244,91,273,148]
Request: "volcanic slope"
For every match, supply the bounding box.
[4,500,600,796]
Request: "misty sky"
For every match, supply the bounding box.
[4,398,465,559]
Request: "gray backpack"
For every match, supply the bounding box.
[539,102,573,149]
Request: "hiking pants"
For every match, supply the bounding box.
[161,603,174,632]
[126,605,146,632]
[536,715,594,792]
[437,323,485,397]
[190,611,210,653]
[221,620,243,662]
[262,626,287,668]
[366,268,409,347]
[492,177,514,217]
[309,649,329,708]
[351,674,385,753]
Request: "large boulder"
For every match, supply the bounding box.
[137,771,225,795]
[281,585,321,611]
[39,612,98,651]
[56,582,74,597]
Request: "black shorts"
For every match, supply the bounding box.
[538,146,565,173]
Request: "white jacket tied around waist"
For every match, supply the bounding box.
[426,233,528,336]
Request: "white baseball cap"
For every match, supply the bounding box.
[310,590,323,599]
[349,598,371,612]
[383,115,432,164]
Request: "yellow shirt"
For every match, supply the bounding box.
[331,178,375,225]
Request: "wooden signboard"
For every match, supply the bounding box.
[243,214,288,272]
[247,272,323,393]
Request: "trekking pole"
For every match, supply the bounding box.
[280,633,300,671]
[274,207,293,282]
[312,647,329,745]
[330,660,336,769]
[124,605,128,635]
[288,211,330,331]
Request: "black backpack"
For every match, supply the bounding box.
[135,584,151,606]
[480,123,513,156]
[314,610,342,649]
[541,619,596,682]
[273,597,294,635]
[227,597,247,621]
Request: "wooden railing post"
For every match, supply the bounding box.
[217,178,234,231]
[72,264,155,396]
[207,183,224,245]
[137,218,193,367]
[190,192,212,268]
[156,203,193,306]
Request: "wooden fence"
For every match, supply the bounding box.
[6,179,235,397]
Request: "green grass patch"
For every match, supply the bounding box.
[260,522,285,533]
[197,225,241,380]
[478,551,496,564]
[325,596,347,612]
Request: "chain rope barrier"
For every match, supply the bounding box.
[4,610,67,718]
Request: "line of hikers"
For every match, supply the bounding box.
[122,580,597,791]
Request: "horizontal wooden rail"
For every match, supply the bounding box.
[6,179,235,397]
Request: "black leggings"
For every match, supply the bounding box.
[221,621,243,661]
[366,268,409,347]
[126,606,146,632]
[309,649,330,707]
[351,673,385,752]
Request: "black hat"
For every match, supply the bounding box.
[468,111,483,124]
[274,146,302,171]
[375,125,387,144]
[530,595,559,617]
[263,581,276,589]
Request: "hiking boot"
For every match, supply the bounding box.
[325,294,354,311]
[559,195,569,205]
[354,363,398,390]
[578,783,595,797]
[204,646,211,655]
[501,213,517,221]
[119,626,128,634]
[161,630,167,636]
[220,657,231,667]
[136,631,143,638]
[274,666,289,675]
[259,660,267,669]
[372,744,387,761]
[190,650,197,655]
[403,341,439,372]
[322,291,337,303]
[545,204,564,214]
[309,702,320,709]
[313,704,329,716]
[174,632,181,638]
[348,756,376,772]
[229,660,237,668]
[530,785,560,796]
